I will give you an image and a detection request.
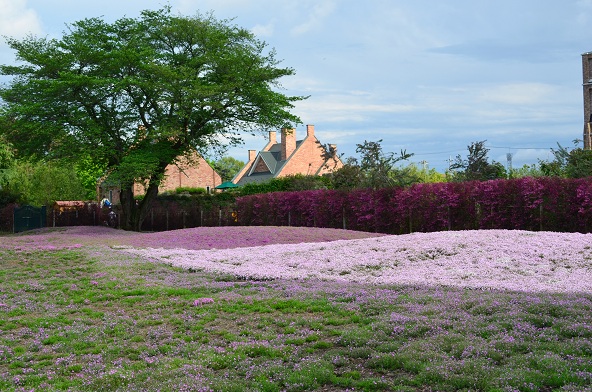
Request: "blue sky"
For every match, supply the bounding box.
[2,0,592,172]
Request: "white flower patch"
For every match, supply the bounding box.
[118,230,592,294]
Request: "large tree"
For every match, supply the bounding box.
[0,7,304,230]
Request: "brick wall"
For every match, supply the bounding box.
[134,151,222,195]
[277,126,343,177]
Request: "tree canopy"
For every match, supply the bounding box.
[0,7,304,229]
[450,140,506,181]
[539,141,592,178]
[209,156,245,182]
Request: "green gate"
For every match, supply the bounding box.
[14,205,47,233]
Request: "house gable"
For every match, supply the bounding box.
[234,125,342,185]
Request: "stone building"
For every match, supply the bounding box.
[232,125,343,185]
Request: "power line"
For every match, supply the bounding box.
[486,145,551,150]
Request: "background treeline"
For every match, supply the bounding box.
[3,137,592,234]
[1,137,590,207]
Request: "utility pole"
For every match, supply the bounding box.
[446,156,453,180]
[506,152,513,175]
[420,160,428,181]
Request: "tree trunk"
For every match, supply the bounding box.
[119,185,137,231]
[119,171,166,231]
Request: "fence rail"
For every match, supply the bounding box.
[0,202,237,233]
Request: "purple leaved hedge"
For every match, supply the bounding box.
[235,177,592,234]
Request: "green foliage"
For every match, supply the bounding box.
[2,159,88,205]
[0,188,19,207]
[210,156,245,182]
[328,140,417,190]
[509,164,545,179]
[539,141,592,178]
[356,139,414,189]
[0,135,13,171]
[74,155,106,200]
[174,187,207,195]
[0,6,304,230]
[399,163,447,184]
[238,174,330,196]
[450,140,507,181]
[0,135,14,197]
[329,158,365,190]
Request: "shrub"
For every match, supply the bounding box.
[235,177,592,234]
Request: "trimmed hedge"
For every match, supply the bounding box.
[4,177,592,234]
[234,177,592,234]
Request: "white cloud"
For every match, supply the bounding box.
[0,0,42,38]
[295,94,417,123]
[290,0,336,36]
[251,22,274,38]
[477,83,555,105]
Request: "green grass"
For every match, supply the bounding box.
[0,248,591,391]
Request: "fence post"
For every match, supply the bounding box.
[166,210,169,231]
[53,209,56,228]
[200,209,203,227]
[539,203,543,231]
[219,207,222,226]
[342,207,346,230]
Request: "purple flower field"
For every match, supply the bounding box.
[124,229,592,294]
[2,226,592,391]
[0,225,384,251]
[3,226,591,294]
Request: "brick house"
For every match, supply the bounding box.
[233,125,343,185]
[98,150,222,204]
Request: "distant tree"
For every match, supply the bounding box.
[328,140,414,189]
[450,140,506,181]
[0,7,304,230]
[539,143,570,177]
[392,163,446,185]
[329,157,365,190]
[0,135,14,183]
[3,160,87,205]
[356,140,413,189]
[210,156,245,182]
[0,135,18,205]
[509,164,545,179]
[539,141,592,178]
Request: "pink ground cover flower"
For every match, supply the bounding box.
[193,298,214,306]
[120,229,592,294]
[0,226,383,251]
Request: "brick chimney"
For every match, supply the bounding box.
[281,128,296,161]
[306,124,314,137]
[248,149,256,162]
[269,131,277,144]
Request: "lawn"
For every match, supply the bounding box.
[0,226,591,391]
